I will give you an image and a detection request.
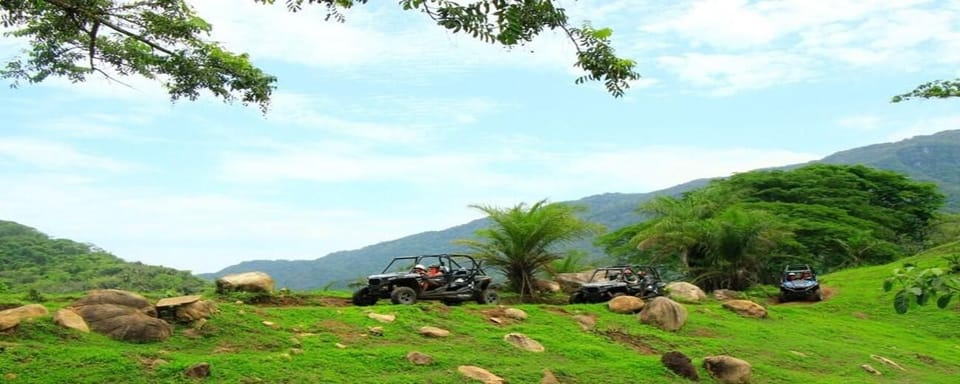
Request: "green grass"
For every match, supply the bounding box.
[2,244,959,383]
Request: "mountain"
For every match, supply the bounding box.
[0,220,208,294]
[203,130,960,290]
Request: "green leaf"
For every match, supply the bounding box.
[882,279,893,292]
[936,294,953,309]
[917,290,930,306]
[893,290,909,314]
[908,287,923,296]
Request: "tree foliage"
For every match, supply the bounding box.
[622,164,945,291]
[884,258,959,314]
[893,79,960,103]
[1,0,640,112]
[456,199,603,299]
[0,220,208,295]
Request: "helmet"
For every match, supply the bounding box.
[788,272,796,276]
[414,264,425,271]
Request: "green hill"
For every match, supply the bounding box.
[0,220,207,295]
[2,243,958,383]
[204,130,960,290]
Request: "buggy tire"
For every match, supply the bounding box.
[569,292,585,304]
[390,286,418,305]
[477,289,500,305]
[811,290,823,302]
[352,287,378,306]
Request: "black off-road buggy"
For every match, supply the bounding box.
[779,264,823,302]
[351,253,500,306]
[569,265,666,304]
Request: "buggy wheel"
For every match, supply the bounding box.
[352,287,378,306]
[811,290,823,302]
[569,292,585,304]
[477,289,500,305]
[390,286,418,305]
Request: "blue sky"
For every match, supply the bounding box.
[1,0,958,273]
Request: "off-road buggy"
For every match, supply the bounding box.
[779,264,822,302]
[569,265,666,304]
[351,253,499,306]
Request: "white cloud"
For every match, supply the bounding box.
[0,138,137,172]
[657,52,815,95]
[837,115,883,131]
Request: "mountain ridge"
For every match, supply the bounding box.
[202,129,960,290]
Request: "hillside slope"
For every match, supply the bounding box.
[206,130,960,290]
[2,243,958,383]
[0,220,207,294]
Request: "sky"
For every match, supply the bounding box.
[1,0,959,274]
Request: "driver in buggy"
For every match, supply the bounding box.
[421,265,446,291]
[619,268,639,283]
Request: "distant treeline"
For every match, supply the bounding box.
[0,220,208,294]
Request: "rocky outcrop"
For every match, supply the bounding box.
[666,282,707,303]
[722,300,767,318]
[215,272,275,294]
[608,295,645,314]
[639,297,688,332]
[70,290,171,343]
[554,270,595,293]
[703,355,752,384]
[504,308,527,321]
[534,279,561,293]
[419,326,450,338]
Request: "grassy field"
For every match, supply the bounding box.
[2,243,959,383]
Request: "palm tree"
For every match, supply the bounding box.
[456,199,604,300]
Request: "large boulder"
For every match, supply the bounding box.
[0,304,49,331]
[534,279,561,293]
[215,272,275,294]
[703,355,752,384]
[722,300,767,318]
[53,308,89,333]
[607,295,645,314]
[662,351,699,381]
[70,290,171,343]
[503,333,545,352]
[554,270,595,293]
[666,282,707,303]
[458,366,504,383]
[175,300,218,323]
[638,297,688,332]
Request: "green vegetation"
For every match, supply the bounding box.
[2,243,959,383]
[456,199,604,298]
[0,220,208,295]
[1,0,638,111]
[606,164,945,291]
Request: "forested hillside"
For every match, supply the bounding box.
[204,130,960,290]
[0,221,207,294]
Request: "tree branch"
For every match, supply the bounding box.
[39,0,178,56]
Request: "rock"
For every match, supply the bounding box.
[489,317,503,324]
[289,348,304,355]
[0,304,49,330]
[215,272,275,294]
[722,300,767,318]
[703,355,752,384]
[457,366,504,384]
[175,300,218,323]
[535,279,561,293]
[192,318,208,330]
[368,326,383,336]
[666,282,707,303]
[789,351,807,357]
[554,270,596,293]
[368,313,395,323]
[335,343,346,349]
[406,351,434,365]
[638,297,688,332]
[183,362,210,379]
[572,314,596,331]
[53,308,89,333]
[541,369,560,384]
[70,290,171,343]
[662,351,699,381]
[713,289,740,301]
[608,295,645,314]
[504,308,528,321]
[156,295,201,308]
[503,333,545,352]
[4,373,16,380]
[262,321,278,329]
[861,364,882,375]
[419,326,450,337]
